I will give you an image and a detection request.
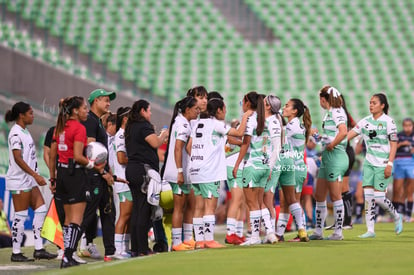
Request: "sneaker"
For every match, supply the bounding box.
[204,240,225,248]
[87,243,102,259]
[183,239,196,249]
[395,214,403,235]
[298,228,310,242]
[325,233,344,240]
[61,256,79,268]
[172,242,193,251]
[276,235,285,242]
[240,237,261,246]
[78,249,91,257]
[324,224,335,230]
[33,249,58,260]
[195,241,206,249]
[11,253,34,262]
[358,231,376,238]
[237,235,246,242]
[56,249,64,260]
[72,253,87,264]
[343,224,353,230]
[262,233,278,244]
[120,251,131,258]
[308,233,324,240]
[104,255,114,262]
[225,234,243,245]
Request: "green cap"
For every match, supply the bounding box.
[88,89,116,104]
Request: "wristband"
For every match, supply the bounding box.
[387,161,393,167]
[177,168,183,173]
[86,160,94,169]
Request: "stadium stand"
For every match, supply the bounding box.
[1,0,414,126]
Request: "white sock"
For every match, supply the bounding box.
[301,211,307,229]
[80,233,87,250]
[193,217,204,242]
[364,189,375,233]
[172,228,182,246]
[226,217,237,235]
[115,233,123,254]
[261,208,274,234]
[314,201,327,236]
[374,191,399,220]
[333,200,344,236]
[276,213,289,236]
[236,220,244,237]
[123,233,130,252]
[12,210,28,254]
[271,218,276,232]
[289,203,304,231]
[33,205,47,250]
[250,210,261,238]
[183,223,193,241]
[203,215,215,241]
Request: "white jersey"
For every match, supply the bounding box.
[163,114,191,183]
[285,117,306,163]
[189,118,230,183]
[108,134,116,173]
[352,114,397,167]
[6,124,38,190]
[321,107,348,151]
[113,128,130,193]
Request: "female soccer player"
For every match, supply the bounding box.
[274,98,310,242]
[309,86,349,241]
[163,96,199,251]
[6,102,56,262]
[113,107,132,258]
[189,98,251,248]
[393,118,414,221]
[233,91,267,245]
[348,93,403,238]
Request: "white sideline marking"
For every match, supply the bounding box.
[0,265,45,270]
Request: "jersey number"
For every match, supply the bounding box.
[196,123,204,138]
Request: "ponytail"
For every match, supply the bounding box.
[290,98,312,143]
[55,96,85,136]
[116,107,131,132]
[244,91,265,136]
[319,85,343,108]
[207,98,225,117]
[5,101,31,123]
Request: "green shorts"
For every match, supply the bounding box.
[265,169,280,193]
[170,182,191,195]
[192,182,220,199]
[118,191,133,203]
[10,188,32,195]
[362,162,393,191]
[275,154,295,187]
[318,149,349,182]
[242,166,269,188]
[295,163,307,193]
[227,166,244,190]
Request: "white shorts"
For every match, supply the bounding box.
[6,178,36,192]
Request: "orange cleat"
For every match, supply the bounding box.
[172,242,193,251]
[204,240,225,249]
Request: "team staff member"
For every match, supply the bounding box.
[125,100,169,256]
[81,89,117,261]
[49,96,105,268]
[5,102,56,262]
[348,93,403,238]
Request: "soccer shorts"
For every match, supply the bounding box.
[118,191,133,203]
[276,154,295,187]
[393,158,414,180]
[170,182,191,195]
[265,169,280,193]
[56,166,87,204]
[362,162,392,191]
[192,182,220,199]
[294,163,307,193]
[318,149,349,182]
[226,166,244,190]
[242,166,269,188]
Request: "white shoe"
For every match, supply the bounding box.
[87,243,102,259]
[113,252,128,260]
[56,249,64,260]
[240,237,261,246]
[325,233,344,240]
[73,252,87,264]
[262,233,278,244]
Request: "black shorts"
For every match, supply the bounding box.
[56,166,87,204]
[344,144,355,177]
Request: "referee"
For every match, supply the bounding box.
[81,89,117,261]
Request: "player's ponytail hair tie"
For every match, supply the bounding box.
[327,87,341,98]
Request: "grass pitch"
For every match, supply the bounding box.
[0,223,412,275]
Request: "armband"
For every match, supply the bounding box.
[389,133,398,142]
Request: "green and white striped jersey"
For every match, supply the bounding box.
[352,113,397,167]
[321,107,348,151]
[286,117,306,163]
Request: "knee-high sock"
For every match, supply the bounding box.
[193,217,204,242]
[226,217,236,236]
[289,203,304,230]
[236,220,244,237]
[123,233,130,252]
[64,223,81,260]
[276,213,289,236]
[364,189,375,233]
[115,233,123,254]
[374,191,399,220]
[183,223,193,241]
[172,228,182,247]
[250,210,261,238]
[261,208,274,234]
[314,201,327,236]
[333,200,344,236]
[342,191,352,226]
[12,210,28,254]
[33,205,47,250]
[406,201,413,219]
[203,215,215,242]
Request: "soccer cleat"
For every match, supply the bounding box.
[183,239,196,249]
[56,249,64,260]
[78,249,91,257]
[86,243,102,259]
[298,229,310,242]
[262,233,278,244]
[72,253,87,264]
[225,234,243,245]
[325,233,344,240]
[240,237,261,246]
[287,236,301,242]
[11,253,35,262]
[237,235,246,243]
[33,249,57,260]
[60,256,80,268]
[276,235,285,242]
[308,233,324,240]
[358,231,376,238]
[204,240,225,248]
[395,214,403,235]
[195,241,206,249]
[172,242,193,251]
[104,255,114,262]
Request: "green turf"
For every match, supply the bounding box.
[0,223,412,275]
